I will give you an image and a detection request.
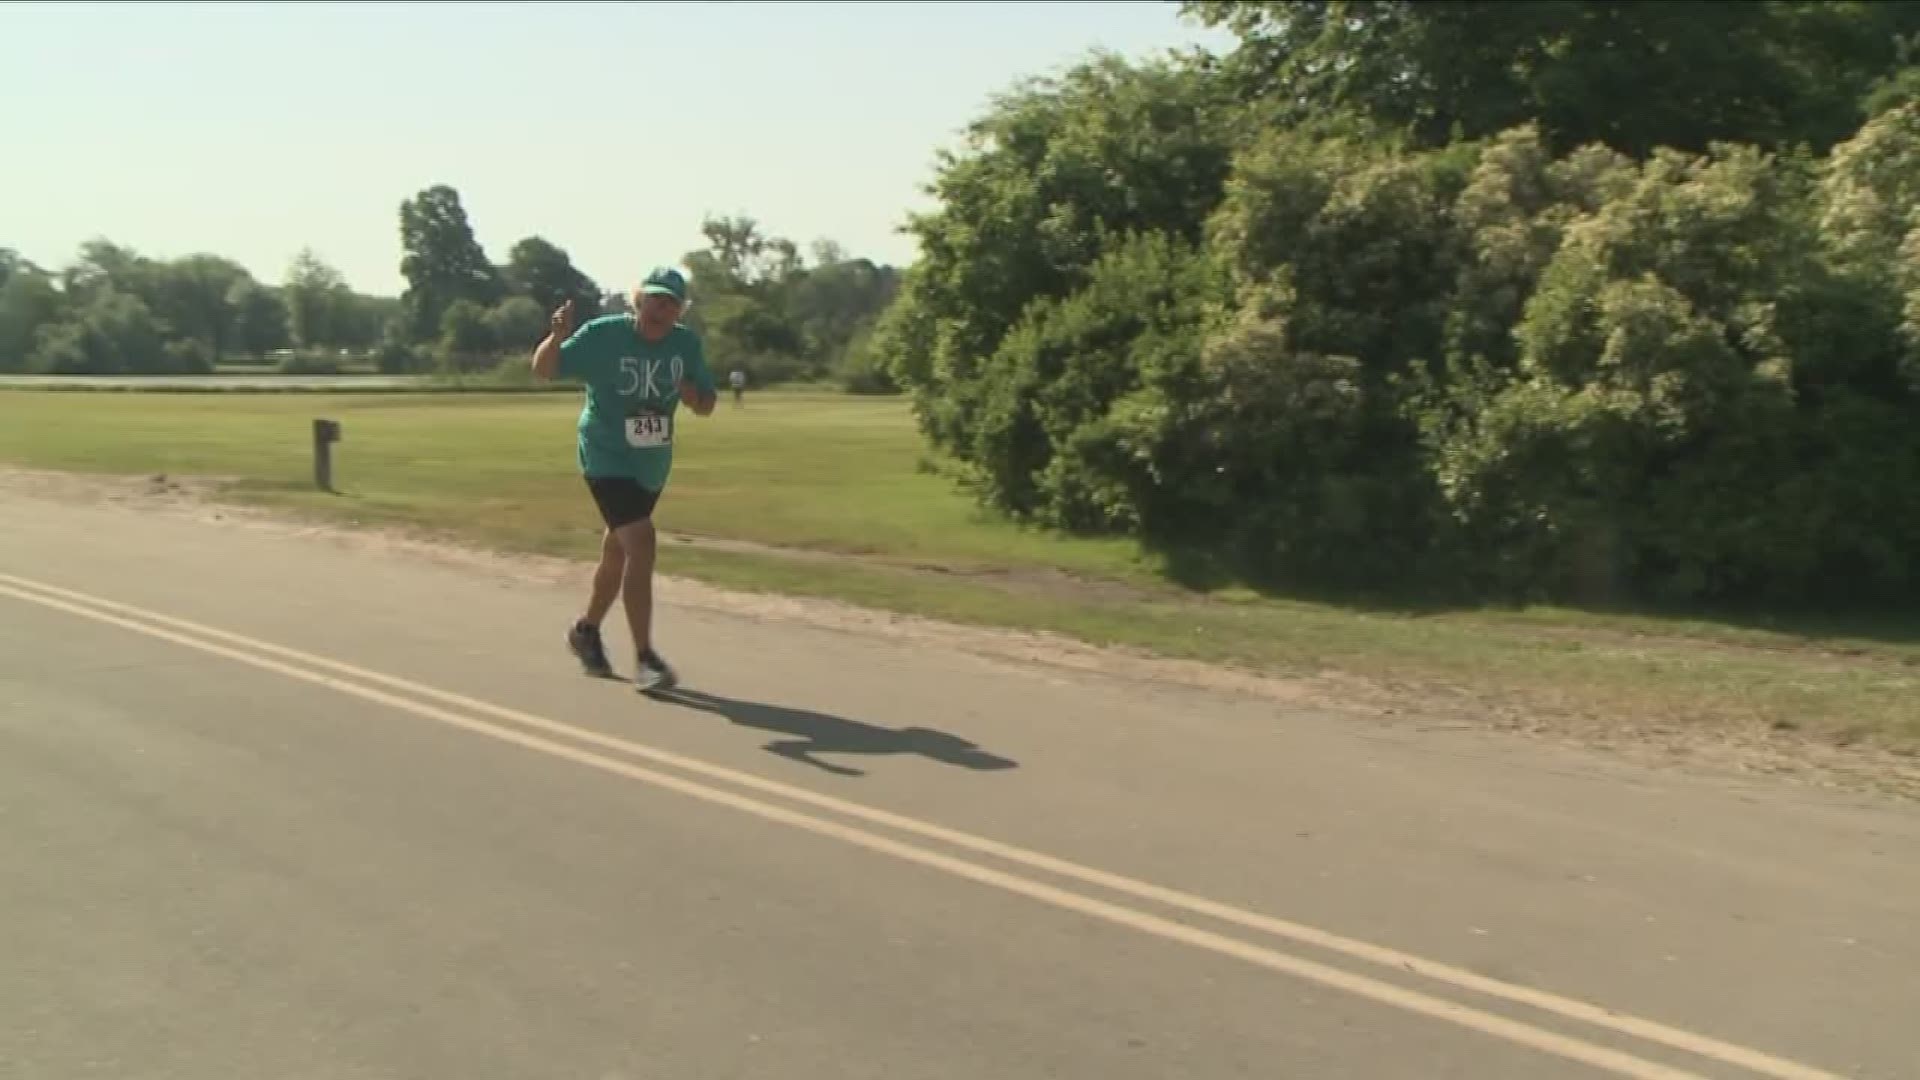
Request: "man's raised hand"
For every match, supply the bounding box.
[549,299,576,342]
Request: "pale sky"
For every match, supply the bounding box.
[1,0,1231,297]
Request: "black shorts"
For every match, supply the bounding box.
[585,476,662,530]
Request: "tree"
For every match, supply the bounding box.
[878,49,1239,469]
[399,184,501,340]
[226,280,290,360]
[699,215,771,285]
[679,249,731,315]
[810,238,848,268]
[695,291,806,384]
[1817,102,1920,395]
[677,218,817,384]
[0,248,29,289]
[874,20,1920,607]
[372,321,425,375]
[1182,0,1920,158]
[28,289,191,375]
[833,327,896,394]
[0,258,64,373]
[502,237,600,317]
[788,256,901,373]
[60,238,154,307]
[485,296,546,351]
[283,248,351,350]
[149,254,250,361]
[335,293,402,352]
[436,298,496,372]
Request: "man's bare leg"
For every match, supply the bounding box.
[614,518,657,655]
[584,527,624,626]
[566,528,625,678]
[615,518,676,691]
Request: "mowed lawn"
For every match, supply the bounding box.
[0,389,1144,578]
[3,388,1917,764]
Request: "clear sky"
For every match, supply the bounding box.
[1,0,1231,297]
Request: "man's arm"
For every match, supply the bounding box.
[531,300,578,381]
[679,381,718,415]
[678,335,719,415]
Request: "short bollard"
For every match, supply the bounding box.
[313,418,342,491]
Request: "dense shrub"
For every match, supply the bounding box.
[880,37,1920,608]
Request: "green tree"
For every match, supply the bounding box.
[671,219,900,387]
[485,295,546,351]
[789,256,901,372]
[283,248,351,350]
[1439,124,1637,374]
[1182,0,1920,158]
[1820,102,1920,272]
[1865,65,1920,118]
[881,49,1238,452]
[810,239,848,268]
[149,254,250,361]
[399,184,501,340]
[698,215,778,286]
[680,218,811,384]
[1427,133,1920,604]
[877,25,1920,607]
[0,257,64,373]
[1205,120,1478,379]
[59,238,155,307]
[502,236,600,318]
[225,280,291,360]
[371,321,425,375]
[0,248,30,289]
[333,293,401,352]
[29,289,193,375]
[942,230,1228,531]
[694,291,806,385]
[436,298,496,372]
[832,327,896,394]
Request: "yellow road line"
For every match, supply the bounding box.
[0,572,1846,1080]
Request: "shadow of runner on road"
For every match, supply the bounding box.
[649,687,1019,778]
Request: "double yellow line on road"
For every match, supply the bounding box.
[0,571,1847,1080]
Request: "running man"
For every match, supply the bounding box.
[530,265,718,692]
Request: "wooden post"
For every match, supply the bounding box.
[313,418,341,491]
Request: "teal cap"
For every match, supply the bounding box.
[639,265,688,303]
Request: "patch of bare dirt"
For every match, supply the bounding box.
[4,465,1915,802]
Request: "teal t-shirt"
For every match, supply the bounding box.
[558,314,716,491]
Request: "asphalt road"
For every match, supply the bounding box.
[2,491,1916,1080]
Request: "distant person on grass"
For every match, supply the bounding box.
[531,265,718,692]
[729,368,746,407]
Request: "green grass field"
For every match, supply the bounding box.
[0,389,1145,578]
[3,388,1915,766]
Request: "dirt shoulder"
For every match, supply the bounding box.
[6,464,1916,802]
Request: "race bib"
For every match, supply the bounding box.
[624,412,672,449]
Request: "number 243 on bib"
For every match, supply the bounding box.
[624,414,672,448]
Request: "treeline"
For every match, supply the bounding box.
[680,217,903,393]
[4,186,900,390]
[872,0,1920,610]
[393,187,900,390]
[0,242,396,375]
